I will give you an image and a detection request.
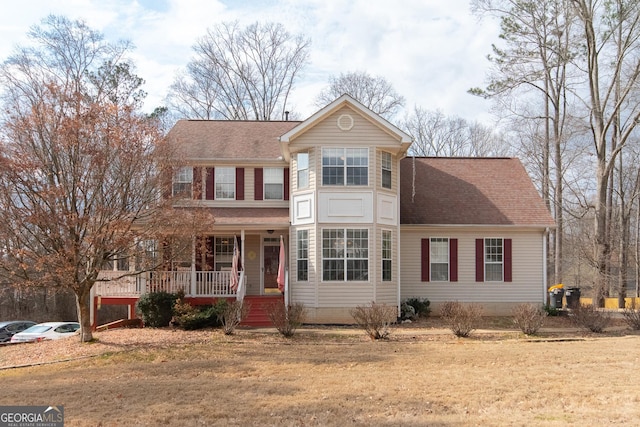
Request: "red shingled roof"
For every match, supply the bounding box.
[166,120,301,161]
[400,157,555,227]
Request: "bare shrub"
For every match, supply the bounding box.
[512,303,547,335]
[440,301,483,337]
[350,302,397,340]
[570,303,610,333]
[265,301,306,338]
[622,307,640,330]
[219,300,250,335]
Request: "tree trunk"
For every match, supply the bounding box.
[594,164,609,308]
[75,286,93,342]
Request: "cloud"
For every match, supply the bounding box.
[0,0,500,123]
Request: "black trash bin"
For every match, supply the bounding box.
[565,287,581,309]
[549,288,564,309]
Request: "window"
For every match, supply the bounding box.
[297,230,308,281]
[381,152,392,189]
[322,228,368,281]
[297,152,309,189]
[485,238,503,281]
[322,148,368,186]
[173,167,192,197]
[430,238,449,281]
[382,230,392,281]
[264,168,284,200]
[215,236,235,270]
[215,167,235,200]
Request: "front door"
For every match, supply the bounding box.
[263,238,280,294]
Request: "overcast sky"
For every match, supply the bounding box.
[0,0,501,124]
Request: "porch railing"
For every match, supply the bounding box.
[94,270,244,298]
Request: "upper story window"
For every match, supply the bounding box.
[173,167,192,197]
[215,167,235,200]
[297,152,309,189]
[264,168,284,200]
[381,152,392,189]
[322,148,368,186]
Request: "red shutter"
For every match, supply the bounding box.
[475,239,484,282]
[193,167,202,200]
[504,238,512,282]
[205,168,214,200]
[450,238,458,282]
[236,168,244,200]
[421,238,430,282]
[284,167,290,200]
[255,168,263,200]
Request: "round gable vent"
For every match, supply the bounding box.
[337,114,354,131]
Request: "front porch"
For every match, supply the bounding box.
[94,269,245,299]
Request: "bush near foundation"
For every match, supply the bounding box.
[440,301,483,338]
[570,303,611,333]
[265,301,306,338]
[351,302,397,340]
[512,303,546,335]
[136,291,177,327]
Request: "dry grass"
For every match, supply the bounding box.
[1,316,639,426]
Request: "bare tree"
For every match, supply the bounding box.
[571,0,640,305]
[471,0,577,287]
[315,71,406,120]
[167,21,310,120]
[404,106,509,157]
[0,16,199,342]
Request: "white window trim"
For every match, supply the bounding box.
[215,167,235,200]
[484,237,504,282]
[321,228,369,282]
[430,237,449,282]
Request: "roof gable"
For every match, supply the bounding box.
[400,157,555,227]
[279,94,412,160]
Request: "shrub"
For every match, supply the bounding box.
[350,302,397,340]
[265,301,306,338]
[174,304,223,330]
[622,306,640,330]
[544,304,561,317]
[401,298,431,320]
[219,300,250,335]
[136,291,177,327]
[512,303,546,335]
[570,303,611,333]
[440,301,483,338]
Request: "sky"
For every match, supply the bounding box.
[0,0,501,124]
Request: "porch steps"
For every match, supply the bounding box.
[240,295,283,327]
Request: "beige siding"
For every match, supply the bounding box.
[294,106,401,148]
[375,227,399,305]
[400,227,546,305]
[243,234,261,296]
[290,226,316,306]
[245,168,255,201]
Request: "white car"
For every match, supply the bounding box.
[10,322,80,343]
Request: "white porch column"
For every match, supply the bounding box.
[191,236,197,296]
[241,229,245,268]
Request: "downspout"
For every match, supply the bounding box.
[543,228,549,303]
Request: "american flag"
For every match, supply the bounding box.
[230,236,239,291]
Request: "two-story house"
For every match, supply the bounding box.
[93,94,555,326]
